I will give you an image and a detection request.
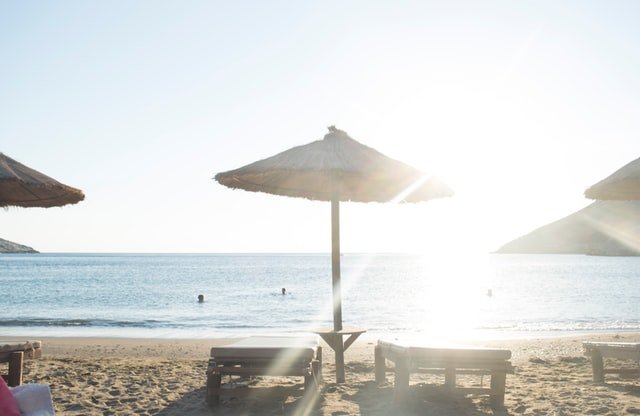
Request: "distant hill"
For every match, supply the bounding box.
[496,201,640,256]
[0,238,38,253]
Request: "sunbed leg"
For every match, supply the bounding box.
[206,373,221,405]
[589,350,605,383]
[305,360,321,391]
[489,370,506,409]
[317,346,323,383]
[394,356,410,401]
[206,360,221,405]
[8,351,23,387]
[444,366,455,391]
[374,345,385,383]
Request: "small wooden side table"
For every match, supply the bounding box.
[313,327,366,383]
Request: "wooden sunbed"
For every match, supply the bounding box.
[206,336,322,404]
[375,339,514,408]
[583,341,640,382]
[0,340,42,386]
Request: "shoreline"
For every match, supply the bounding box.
[7,332,640,414]
[5,330,640,362]
[5,325,640,339]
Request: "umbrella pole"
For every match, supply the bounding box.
[331,197,345,383]
[331,198,343,331]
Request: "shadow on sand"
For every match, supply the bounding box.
[600,379,640,397]
[332,380,511,416]
[155,381,323,416]
[154,376,511,416]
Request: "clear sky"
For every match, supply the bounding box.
[1,1,639,254]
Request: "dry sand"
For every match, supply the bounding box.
[5,332,640,415]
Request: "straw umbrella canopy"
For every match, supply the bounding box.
[215,126,453,381]
[0,152,85,208]
[585,156,640,200]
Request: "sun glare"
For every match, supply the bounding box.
[411,252,495,342]
[390,175,433,204]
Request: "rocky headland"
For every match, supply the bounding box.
[496,200,640,256]
[0,237,38,253]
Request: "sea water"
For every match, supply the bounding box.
[0,253,638,339]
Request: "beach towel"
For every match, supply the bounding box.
[0,377,20,416]
[10,384,55,416]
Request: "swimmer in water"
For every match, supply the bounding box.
[282,288,286,295]
[198,294,204,303]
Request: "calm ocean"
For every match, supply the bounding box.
[1,253,638,340]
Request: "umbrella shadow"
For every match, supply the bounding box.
[597,380,640,397]
[155,381,323,416]
[152,378,511,416]
[334,380,511,416]
[152,360,511,416]
[317,361,511,416]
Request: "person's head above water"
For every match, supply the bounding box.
[281,288,286,295]
[198,294,204,302]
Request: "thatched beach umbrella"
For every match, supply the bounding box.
[215,126,453,381]
[585,156,640,201]
[0,152,85,208]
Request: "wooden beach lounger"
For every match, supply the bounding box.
[583,341,640,382]
[0,341,42,387]
[375,339,514,408]
[206,335,322,404]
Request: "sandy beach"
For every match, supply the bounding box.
[3,332,638,415]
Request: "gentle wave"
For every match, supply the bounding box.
[3,319,638,333]
[475,322,640,332]
[0,318,170,328]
